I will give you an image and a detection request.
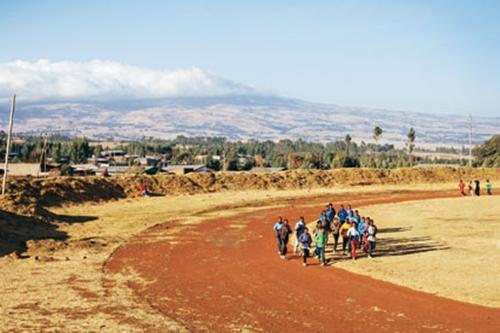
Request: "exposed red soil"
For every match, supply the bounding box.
[105,190,500,332]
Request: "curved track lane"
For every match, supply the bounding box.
[105,190,500,332]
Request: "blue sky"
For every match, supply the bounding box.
[1,0,499,116]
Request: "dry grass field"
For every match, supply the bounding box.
[335,195,500,307]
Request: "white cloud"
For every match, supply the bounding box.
[0,59,253,101]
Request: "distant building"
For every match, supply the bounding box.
[0,163,41,176]
[162,164,212,175]
[70,164,99,176]
[102,150,126,157]
[251,167,286,173]
[134,156,161,166]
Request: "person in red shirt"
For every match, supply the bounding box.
[458,179,466,196]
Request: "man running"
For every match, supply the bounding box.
[273,217,284,256]
[278,219,292,259]
[298,227,312,266]
[326,203,336,225]
[293,217,306,254]
[338,205,348,225]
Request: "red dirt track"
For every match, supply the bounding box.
[105,190,500,332]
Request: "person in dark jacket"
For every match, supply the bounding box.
[278,219,292,259]
[474,180,481,196]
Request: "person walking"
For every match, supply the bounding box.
[298,227,313,266]
[315,227,328,266]
[486,179,493,195]
[278,219,292,259]
[273,217,284,256]
[468,181,474,196]
[293,217,306,254]
[474,180,481,196]
[347,221,360,260]
[458,179,466,196]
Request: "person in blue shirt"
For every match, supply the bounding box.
[298,227,313,266]
[337,204,348,224]
[325,203,336,223]
[273,217,284,256]
[346,204,354,219]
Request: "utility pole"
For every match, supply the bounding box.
[2,95,16,195]
[468,114,473,168]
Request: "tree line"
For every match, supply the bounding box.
[0,127,492,171]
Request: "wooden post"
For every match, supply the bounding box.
[2,95,16,195]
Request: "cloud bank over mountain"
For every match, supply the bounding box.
[0,59,254,101]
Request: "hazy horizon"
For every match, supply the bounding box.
[1,1,500,116]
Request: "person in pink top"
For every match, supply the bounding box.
[346,221,360,260]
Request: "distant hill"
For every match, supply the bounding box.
[1,95,498,148]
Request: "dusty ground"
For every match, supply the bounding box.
[0,183,498,332]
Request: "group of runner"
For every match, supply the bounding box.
[458,179,493,196]
[273,203,378,266]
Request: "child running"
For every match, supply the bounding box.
[315,227,328,266]
[298,227,312,266]
[347,221,360,260]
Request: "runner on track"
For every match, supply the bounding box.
[293,217,307,254]
[298,227,313,266]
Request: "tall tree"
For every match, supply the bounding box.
[344,134,352,156]
[407,128,416,166]
[373,126,383,144]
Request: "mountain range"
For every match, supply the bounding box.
[0,95,498,148]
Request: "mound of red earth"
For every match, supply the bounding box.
[105,190,500,332]
[2,167,499,213]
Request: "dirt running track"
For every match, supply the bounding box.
[105,190,500,332]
